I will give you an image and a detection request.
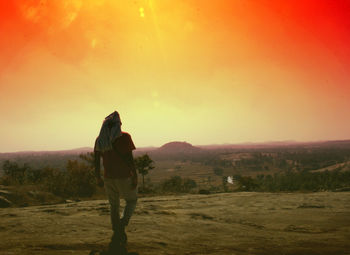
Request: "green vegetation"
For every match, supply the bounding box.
[234,169,350,192]
[1,158,96,198]
[2,160,30,185]
[161,176,197,193]
[134,154,155,191]
[1,142,350,207]
[196,146,350,173]
[213,167,224,176]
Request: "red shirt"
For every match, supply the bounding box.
[102,132,136,179]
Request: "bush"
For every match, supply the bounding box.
[213,167,224,176]
[162,176,182,192]
[39,160,96,198]
[2,160,29,185]
[233,169,350,192]
[0,175,13,186]
[65,160,96,197]
[26,167,45,184]
[183,178,197,192]
[1,157,97,198]
[198,189,210,195]
[235,175,260,191]
[161,176,197,193]
[41,167,68,196]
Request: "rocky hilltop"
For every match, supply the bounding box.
[1,192,350,255]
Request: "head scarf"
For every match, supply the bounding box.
[95,111,122,152]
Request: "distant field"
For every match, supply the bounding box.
[1,140,350,192]
[148,160,216,184]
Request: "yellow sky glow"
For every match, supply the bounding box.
[0,0,349,152]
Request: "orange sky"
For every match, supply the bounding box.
[0,0,349,152]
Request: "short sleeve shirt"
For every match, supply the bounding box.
[102,132,136,179]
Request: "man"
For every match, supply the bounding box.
[94,111,138,252]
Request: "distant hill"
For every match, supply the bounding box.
[0,147,92,157]
[155,141,202,154]
[198,140,350,150]
[1,139,350,157]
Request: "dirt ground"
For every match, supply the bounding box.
[1,192,350,255]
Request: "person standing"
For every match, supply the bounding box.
[94,111,138,252]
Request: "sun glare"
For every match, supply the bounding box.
[139,7,145,18]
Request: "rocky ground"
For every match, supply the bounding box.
[1,192,350,255]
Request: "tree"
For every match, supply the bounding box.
[26,167,44,184]
[2,160,30,184]
[222,176,228,192]
[183,178,197,192]
[41,167,67,196]
[134,154,154,190]
[79,152,95,168]
[235,176,259,191]
[162,176,182,192]
[207,176,212,186]
[66,160,96,197]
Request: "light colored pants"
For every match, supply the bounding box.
[104,177,138,231]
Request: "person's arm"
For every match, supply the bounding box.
[112,134,137,188]
[94,150,104,187]
[125,151,138,189]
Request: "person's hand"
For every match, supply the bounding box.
[131,175,138,190]
[96,176,104,188]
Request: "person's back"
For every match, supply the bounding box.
[94,111,138,253]
[102,132,136,179]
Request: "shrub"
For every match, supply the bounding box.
[213,167,224,176]
[2,160,30,185]
[161,176,197,193]
[235,175,260,191]
[65,160,96,197]
[41,160,96,198]
[199,189,210,195]
[26,167,45,184]
[41,167,68,196]
[183,178,197,192]
[162,176,182,192]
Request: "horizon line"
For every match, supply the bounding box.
[1,138,350,154]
